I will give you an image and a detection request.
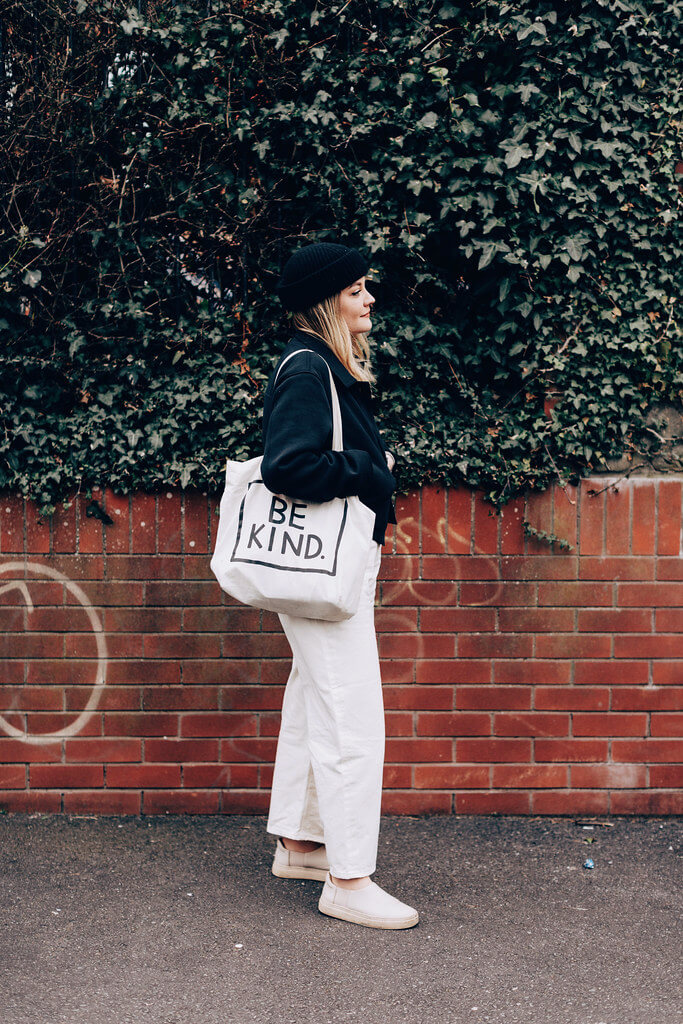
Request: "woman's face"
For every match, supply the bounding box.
[338,277,375,335]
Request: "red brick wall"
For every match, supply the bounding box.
[0,479,681,816]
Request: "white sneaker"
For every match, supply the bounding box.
[318,873,419,930]
[271,838,329,881]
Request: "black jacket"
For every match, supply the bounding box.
[261,332,397,545]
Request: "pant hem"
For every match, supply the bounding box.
[266,822,325,844]
[328,865,377,879]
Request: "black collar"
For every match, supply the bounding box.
[287,332,358,389]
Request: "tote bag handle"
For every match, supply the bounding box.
[274,349,343,452]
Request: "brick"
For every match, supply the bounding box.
[457,686,531,710]
[460,582,535,607]
[220,738,277,762]
[420,608,496,633]
[104,607,182,632]
[107,555,182,581]
[383,765,413,788]
[650,713,683,737]
[381,580,456,607]
[446,487,472,554]
[421,486,447,553]
[66,686,140,712]
[574,661,649,686]
[383,686,453,711]
[416,712,490,736]
[501,556,578,581]
[0,791,62,813]
[612,687,683,711]
[531,790,608,815]
[29,765,104,788]
[524,489,553,555]
[25,712,101,736]
[375,608,419,632]
[578,557,655,582]
[184,764,259,788]
[612,739,681,762]
[385,738,452,762]
[63,791,142,814]
[143,634,221,659]
[65,738,142,762]
[459,635,533,659]
[493,713,569,737]
[0,765,26,787]
[0,685,63,712]
[631,483,656,555]
[222,633,289,659]
[220,686,282,711]
[579,486,604,556]
[143,686,218,711]
[184,660,259,686]
[103,712,178,737]
[180,713,258,737]
[577,609,652,632]
[652,662,682,685]
[610,791,683,815]
[45,555,104,580]
[143,789,221,814]
[535,687,609,711]
[157,492,182,553]
[1,634,63,659]
[615,635,683,659]
[25,500,50,554]
[378,555,419,581]
[535,635,612,659]
[500,497,525,555]
[473,492,499,554]
[0,496,24,552]
[649,765,683,787]
[494,661,572,685]
[657,480,682,555]
[379,633,454,660]
[571,764,647,789]
[657,558,683,581]
[184,492,210,554]
[209,497,220,553]
[618,583,683,606]
[102,489,130,554]
[457,738,531,763]
[68,581,144,606]
[182,607,261,632]
[416,660,490,685]
[183,554,214,582]
[380,661,415,684]
[78,493,105,555]
[52,499,76,553]
[106,764,182,788]
[574,713,647,737]
[535,739,609,762]
[131,493,156,554]
[605,486,631,555]
[455,791,530,814]
[220,790,271,814]
[538,582,612,606]
[552,484,579,550]
[492,765,567,788]
[0,738,61,762]
[421,556,500,581]
[145,738,220,762]
[655,608,683,631]
[107,660,181,686]
[381,791,452,814]
[394,492,420,554]
[498,608,574,632]
[385,712,414,737]
[414,765,489,789]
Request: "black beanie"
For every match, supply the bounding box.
[275,242,368,312]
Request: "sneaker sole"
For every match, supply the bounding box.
[318,897,419,930]
[272,863,329,882]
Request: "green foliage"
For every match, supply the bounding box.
[1,0,681,512]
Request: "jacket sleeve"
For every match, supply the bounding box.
[261,365,395,505]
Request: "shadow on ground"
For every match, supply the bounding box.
[0,814,680,1024]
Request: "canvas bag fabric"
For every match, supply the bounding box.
[210,349,376,621]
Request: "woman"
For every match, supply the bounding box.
[261,241,419,930]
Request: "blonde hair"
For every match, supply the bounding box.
[292,293,375,384]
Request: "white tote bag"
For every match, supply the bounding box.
[210,350,376,621]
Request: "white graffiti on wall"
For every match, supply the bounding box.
[0,561,108,745]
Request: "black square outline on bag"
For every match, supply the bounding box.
[229,479,348,577]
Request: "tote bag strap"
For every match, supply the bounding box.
[274,348,344,452]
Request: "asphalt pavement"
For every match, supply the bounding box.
[0,813,680,1024]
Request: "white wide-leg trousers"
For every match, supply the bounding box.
[266,542,385,879]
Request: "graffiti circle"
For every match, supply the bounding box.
[0,561,108,745]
